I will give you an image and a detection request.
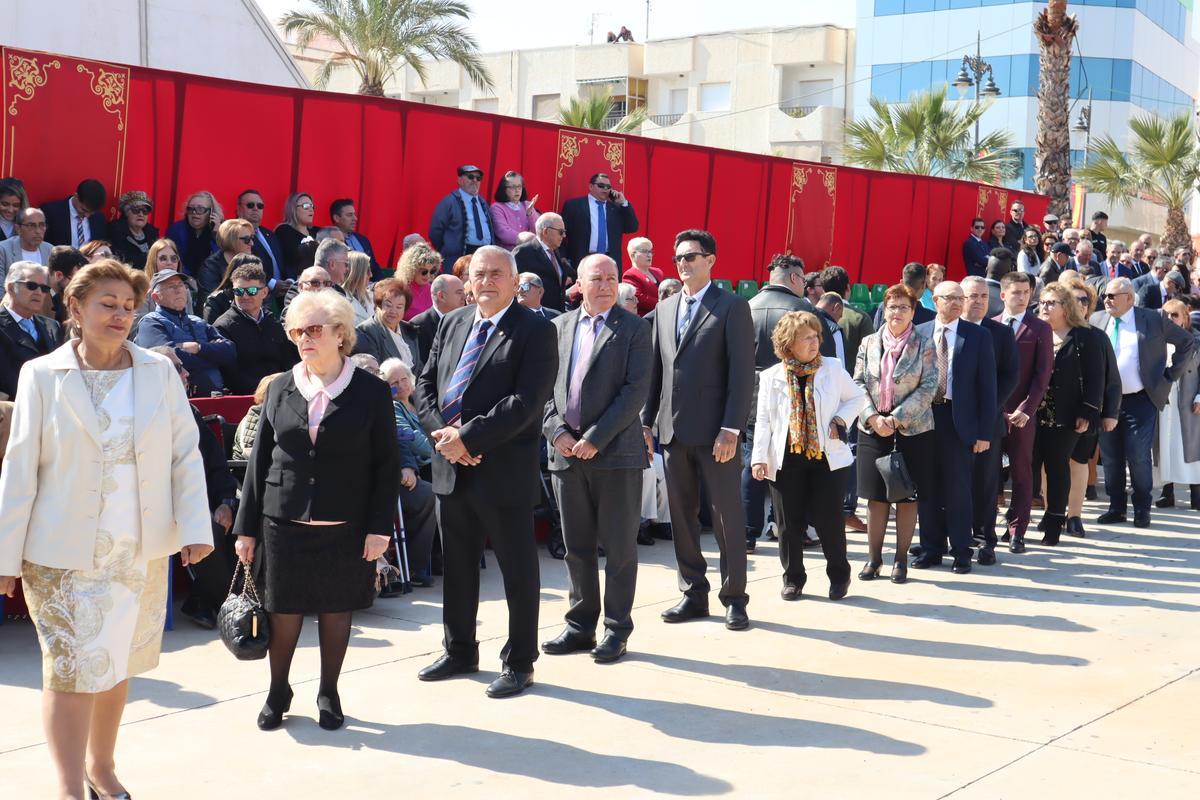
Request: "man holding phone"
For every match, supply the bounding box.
[561,173,639,274]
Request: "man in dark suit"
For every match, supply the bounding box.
[1091,278,1194,527]
[983,249,1011,318]
[409,273,466,363]
[514,213,575,311]
[1003,201,1028,251]
[642,229,755,630]
[331,198,383,280]
[913,280,997,575]
[1069,239,1102,276]
[516,272,561,319]
[415,245,556,698]
[541,254,652,664]
[42,178,108,248]
[873,262,936,329]
[1132,256,1169,296]
[561,173,639,272]
[0,263,64,399]
[962,217,992,277]
[994,272,1053,552]
[961,276,1019,565]
[236,189,290,287]
[1136,267,1185,311]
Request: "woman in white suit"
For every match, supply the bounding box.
[0,259,213,800]
[751,311,865,602]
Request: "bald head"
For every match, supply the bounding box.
[578,253,620,316]
[298,266,333,291]
[932,279,965,323]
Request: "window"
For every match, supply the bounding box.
[669,88,688,115]
[532,93,560,121]
[871,63,902,103]
[699,83,731,112]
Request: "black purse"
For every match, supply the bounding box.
[875,434,917,503]
[217,561,271,661]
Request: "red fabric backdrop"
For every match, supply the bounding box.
[2,46,1049,285]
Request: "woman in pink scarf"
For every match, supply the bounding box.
[851,284,939,584]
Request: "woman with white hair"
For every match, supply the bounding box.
[233,289,400,731]
[617,282,639,315]
[622,236,664,316]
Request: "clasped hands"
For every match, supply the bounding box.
[432,426,482,466]
[553,430,598,460]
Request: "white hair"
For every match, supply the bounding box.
[472,245,518,276]
[535,212,564,235]
[1107,277,1134,294]
[401,233,425,250]
[960,275,988,291]
[5,261,49,286]
[617,283,637,304]
[626,236,652,257]
[380,357,415,384]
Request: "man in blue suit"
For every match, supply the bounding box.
[331,198,384,280]
[961,217,991,278]
[913,280,997,574]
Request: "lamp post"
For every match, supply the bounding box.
[953,32,1002,153]
[1071,90,1094,224]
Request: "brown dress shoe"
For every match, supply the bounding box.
[844,514,867,532]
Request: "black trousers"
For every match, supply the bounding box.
[1038,425,1079,519]
[551,464,641,640]
[917,403,975,560]
[971,415,1005,549]
[186,519,237,612]
[768,453,851,588]
[436,493,541,672]
[400,479,437,573]
[663,440,748,607]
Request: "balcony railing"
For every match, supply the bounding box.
[649,113,683,127]
[779,105,817,118]
[601,113,625,130]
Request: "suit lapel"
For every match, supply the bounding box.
[377,319,402,361]
[677,287,716,353]
[440,311,472,395]
[279,378,311,429]
[0,311,38,354]
[586,311,617,373]
[558,309,580,392]
[660,292,682,361]
[60,369,104,448]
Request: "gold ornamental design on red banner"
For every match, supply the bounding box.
[553,129,627,211]
[76,64,128,131]
[6,53,61,116]
[976,186,1009,220]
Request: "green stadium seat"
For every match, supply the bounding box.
[871,283,887,303]
[713,278,734,293]
[849,283,870,305]
[736,280,759,300]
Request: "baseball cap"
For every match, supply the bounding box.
[457,164,483,177]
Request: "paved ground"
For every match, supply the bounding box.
[2,498,1198,798]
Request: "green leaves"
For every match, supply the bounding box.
[1076,111,1200,212]
[557,90,646,134]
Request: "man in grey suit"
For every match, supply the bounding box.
[642,229,755,630]
[0,208,53,282]
[542,254,651,664]
[1091,277,1194,528]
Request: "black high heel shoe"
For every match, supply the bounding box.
[858,560,883,581]
[257,687,293,731]
[890,561,908,584]
[85,779,131,799]
[317,692,345,731]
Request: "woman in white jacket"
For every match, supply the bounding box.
[0,260,212,800]
[751,311,865,602]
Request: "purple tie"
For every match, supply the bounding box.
[564,315,604,430]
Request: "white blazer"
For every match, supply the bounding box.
[0,341,212,574]
[751,358,866,481]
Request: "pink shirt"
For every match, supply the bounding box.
[292,357,356,444]
[490,201,536,249]
[405,282,433,321]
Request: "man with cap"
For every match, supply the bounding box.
[1042,213,1061,235]
[1137,264,1187,310]
[1041,241,1074,285]
[429,164,495,267]
[135,269,236,396]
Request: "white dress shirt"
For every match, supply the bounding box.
[67,198,91,248]
[1108,308,1144,394]
[933,318,960,400]
[1002,310,1025,330]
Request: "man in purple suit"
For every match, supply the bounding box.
[997,272,1054,552]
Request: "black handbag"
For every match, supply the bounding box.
[875,435,917,503]
[217,561,271,661]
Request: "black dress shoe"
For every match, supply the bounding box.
[1085,485,1098,500]
[661,596,710,623]
[1191,484,1200,510]
[951,558,972,575]
[418,653,480,681]
[649,522,673,540]
[85,780,132,800]
[486,668,533,698]
[745,537,757,554]
[780,583,801,601]
[257,687,293,731]
[907,543,923,556]
[547,539,567,560]
[410,574,435,588]
[801,535,820,548]
[910,554,943,569]
[725,602,750,630]
[1096,510,1127,525]
[541,628,596,655]
[1066,516,1085,537]
[1133,512,1151,528]
[858,560,883,581]
[317,692,344,731]
[890,562,907,584]
[1000,532,1012,543]
[180,600,216,630]
[977,548,996,566]
[1156,484,1176,508]
[1009,538,1027,554]
[636,528,655,545]
[828,581,850,601]
[591,634,627,663]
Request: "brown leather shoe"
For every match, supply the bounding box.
[844,514,867,532]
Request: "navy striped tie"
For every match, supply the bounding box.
[440,320,492,426]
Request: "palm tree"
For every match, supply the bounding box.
[557,90,647,134]
[1075,112,1200,252]
[843,87,1021,183]
[280,0,493,97]
[1034,0,1078,217]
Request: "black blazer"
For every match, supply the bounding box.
[1043,327,1105,427]
[408,306,442,364]
[233,367,401,539]
[41,197,108,247]
[415,300,557,501]
[273,224,318,278]
[108,219,160,271]
[1136,283,1165,310]
[0,311,64,399]
[962,236,991,277]
[514,239,576,312]
[560,196,639,270]
[212,307,299,395]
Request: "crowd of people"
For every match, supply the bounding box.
[1,170,1199,800]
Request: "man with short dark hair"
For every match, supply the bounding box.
[561,173,639,270]
[135,269,236,396]
[42,178,108,248]
[984,248,1012,317]
[0,262,63,398]
[873,263,935,329]
[1086,211,1109,261]
[803,271,824,306]
[0,207,52,278]
[1137,266,1186,311]
[962,217,991,277]
[429,164,496,266]
[236,189,289,286]
[281,240,350,311]
[47,245,88,324]
[1003,202,1027,251]
[330,197,383,280]
[213,262,298,394]
[410,273,466,362]
[1128,239,1151,278]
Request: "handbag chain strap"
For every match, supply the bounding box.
[226,560,263,606]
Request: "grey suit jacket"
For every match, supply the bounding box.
[544,305,652,470]
[0,238,52,282]
[1089,306,1195,410]
[641,283,755,446]
[352,315,423,377]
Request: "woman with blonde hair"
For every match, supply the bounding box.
[166,190,224,277]
[137,238,195,319]
[0,259,213,798]
[198,218,254,298]
[343,251,373,324]
[274,191,319,278]
[396,242,442,321]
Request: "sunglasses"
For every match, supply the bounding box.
[463,174,482,181]
[417,268,432,276]
[1075,296,1090,305]
[233,286,264,297]
[288,323,329,339]
[237,235,255,244]
[129,205,151,215]
[297,202,315,210]
[673,252,711,264]
[242,202,265,210]
[972,224,985,230]
[186,205,211,214]
[1103,293,1131,300]
[594,183,612,190]
[21,281,51,293]
[300,279,333,289]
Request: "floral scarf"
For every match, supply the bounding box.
[879,323,915,413]
[784,355,824,458]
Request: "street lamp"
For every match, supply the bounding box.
[954,33,1001,152]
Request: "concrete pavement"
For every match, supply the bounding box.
[1,498,1198,798]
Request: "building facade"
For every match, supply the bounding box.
[854,0,1199,235]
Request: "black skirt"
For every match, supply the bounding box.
[855,427,937,503]
[260,517,375,614]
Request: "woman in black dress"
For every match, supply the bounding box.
[234,289,400,731]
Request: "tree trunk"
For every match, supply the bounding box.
[357,81,386,97]
[1034,2,1078,218]
[1162,206,1191,254]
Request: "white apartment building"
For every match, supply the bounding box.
[287,25,854,163]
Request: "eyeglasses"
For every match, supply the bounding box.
[634,249,653,256]
[935,294,965,302]
[1102,292,1131,300]
[673,252,711,264]
[972,224,985,230]
[237,235,255,245]
[19,221,46,229]
[594,183,611,190]
[233,286,264,297]
[884,305,912,313]
[299,279,333,289]
[20,281,51,293]
[186,205,211,214]
[297,202,315,211]
[129,206,151,215]
[1074,296,1090,305]
[1040,299,1061,308]
[547,227,566,234]
[288,323,329,340]
[242,202,264,210]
